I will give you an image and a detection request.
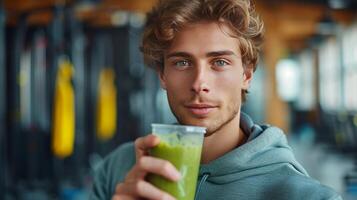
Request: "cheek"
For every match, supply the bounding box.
[215,71,243,98]
[165,71,191,91]
[164,73,189,102]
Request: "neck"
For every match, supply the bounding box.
[200,112,247,164]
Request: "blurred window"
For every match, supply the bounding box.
[342,22,357,111]
[318,37,342,111]
[296,50,316,110]
[276,58,300,102]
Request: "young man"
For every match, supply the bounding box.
[91,0,341,199]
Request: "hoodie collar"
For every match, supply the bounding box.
[198,112,308,183]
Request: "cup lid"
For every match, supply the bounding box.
[151,123,206,134]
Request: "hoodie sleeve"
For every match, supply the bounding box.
[89,142,136,200]
[90,163,109,200]
[329,194,343,200]
[313,187,342,200]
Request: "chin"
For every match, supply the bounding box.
[179,116,217,131]
[173,107,225,131]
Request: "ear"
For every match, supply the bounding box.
[157,68,167,90]
[242,66,253,90]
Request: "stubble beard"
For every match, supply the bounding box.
[203,102,240,137]
[170,100,241,137]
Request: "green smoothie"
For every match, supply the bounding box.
[148,125,205,200]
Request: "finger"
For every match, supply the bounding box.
[125,164,147,181]
[125,156,181,182]
[134,135,160,159]
[125,156,180,182]
[139,156,181,181]
[112,194,135,200]
[116,180,176,200]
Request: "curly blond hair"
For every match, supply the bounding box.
[141,0,264,100]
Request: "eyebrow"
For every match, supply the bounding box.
[165,50,237,59]
[206,50,236,57]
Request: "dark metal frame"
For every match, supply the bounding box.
[0,2,6,200]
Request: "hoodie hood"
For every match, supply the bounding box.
[198,112,308,184]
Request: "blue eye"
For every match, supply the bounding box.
[174,60,190,68]
[214,60,229,67]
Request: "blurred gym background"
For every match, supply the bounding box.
[0,0,357,199]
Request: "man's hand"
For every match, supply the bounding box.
[112,135,181,200]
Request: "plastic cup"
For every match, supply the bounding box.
[148,124,206,200]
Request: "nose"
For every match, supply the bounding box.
[191,66,210,94]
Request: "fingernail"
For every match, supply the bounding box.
[163,194,176,200]
[152,135,160,143]
[172,171,181,181]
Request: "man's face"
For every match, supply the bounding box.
[159,22,253,135]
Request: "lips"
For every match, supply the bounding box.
[185,103,217,116]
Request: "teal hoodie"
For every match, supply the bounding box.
[90,113,342,200]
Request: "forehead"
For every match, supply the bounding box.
[166,21,241,56]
